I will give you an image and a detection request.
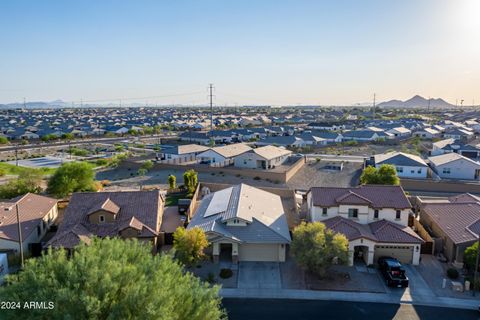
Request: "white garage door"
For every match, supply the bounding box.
[238,244,279,262]
[373,245,414,264]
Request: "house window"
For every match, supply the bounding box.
[396,167,403,173]
[348,208,358,218]
[322,208,328,216]
[374,209,379,219]
[443,168,451,174]
[417,168,422,174]
[99,215,105,223]
[395,210,401,220]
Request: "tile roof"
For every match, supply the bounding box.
[47,190,163,249]
[250,145,292,160]
[207,143,252,158]
[0,193,57,242]
[309,185,411,209]
[323,216,423,244]
[422,202,480,244]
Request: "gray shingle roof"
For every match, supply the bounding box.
[188,184,291,243]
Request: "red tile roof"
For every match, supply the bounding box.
[47,190,163,249]
[0,193,57,242]
[309,185,411,209]
[422,202,480,245]
[323,216,423,244]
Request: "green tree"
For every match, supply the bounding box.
[61,133,74,140]
[183,169,198,195]
[464,242,479,271]
[47,162,97,197]
[291,222,349,277]
[168,174,176,190]
[0,170,42,199]
[141,160,154,171]
[0,136,9,144]
[0,238,224,320]
[360,164,400,185]
[173,227,209,267]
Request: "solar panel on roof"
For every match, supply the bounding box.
[204,187,233,217]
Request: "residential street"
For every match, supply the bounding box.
[222,299,479,320]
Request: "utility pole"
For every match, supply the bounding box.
[81,98,83,108]
[209,84,215,132]
[23,97,26,109]
[15,203,24,269]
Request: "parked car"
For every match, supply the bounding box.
[378,256,409,288]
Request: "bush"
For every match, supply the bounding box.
[219,268,233,279]
[253,176,261,180]
[446,268,459,279]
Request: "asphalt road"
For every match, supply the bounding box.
[222,299,479,320]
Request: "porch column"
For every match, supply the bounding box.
[232,243,239,264]
[213,243,219,264]
[348,250,354,266]
[367,249,375,265]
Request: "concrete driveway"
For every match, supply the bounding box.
[238,262,281,289]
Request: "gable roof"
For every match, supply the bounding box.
[428,153,480,167]
[188,184,291,243]
[374,152,428,167]
[47,190,163,249]
[422,202,480,244]
[0,193,57,242]
[206,143,252,158]
[309,185,411,209]
[248,145,292,160]
[323,216,422,244]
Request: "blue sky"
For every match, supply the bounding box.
[0,0,478,105]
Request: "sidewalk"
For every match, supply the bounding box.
[220,288,480,310]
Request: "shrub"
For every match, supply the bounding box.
[206,272,215,284]
[219,268,233,279]
[446,268,459,279]
[253,176,261,180]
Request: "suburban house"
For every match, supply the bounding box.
[428,153,480,180]
[413,127,441,139]
[0,193,58,255]
[431,138,456,156]
[373,152,429,179]
[307,122,345,131]
[47,190,164,251]
[158,144,209,162]
[197,143,252,165]
[342,130,392,142]
[187,184,291,263]
[430,138,480,159]
[307,185,422,265]
[179,132,211,145]
[256,136,306,148]
[386,127,412,138]
[443,128,474,141]
[418,193,480,266]
[234,145,292,169]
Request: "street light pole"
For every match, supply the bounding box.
[15,203,24,268]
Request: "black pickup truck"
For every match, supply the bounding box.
[378,256,409,288]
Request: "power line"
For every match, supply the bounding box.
[63,91,205,105]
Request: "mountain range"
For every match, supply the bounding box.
[377,95,455,109]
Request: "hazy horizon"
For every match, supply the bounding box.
[1,0,479,106]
